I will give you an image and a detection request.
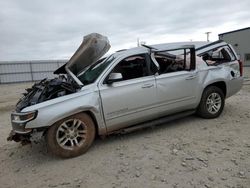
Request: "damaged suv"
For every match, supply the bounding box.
[8,33,243,158]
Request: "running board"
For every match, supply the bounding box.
[114,110,195,134]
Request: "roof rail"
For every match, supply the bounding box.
[141,44,158,50]
[152,45,195,53]
[195,40,224,51]
[142,43,195,53]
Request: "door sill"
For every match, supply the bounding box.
[110,110,195,135]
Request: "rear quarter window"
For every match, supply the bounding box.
[201,46,236,66]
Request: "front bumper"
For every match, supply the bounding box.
[11,120,32,134]
[7,111,38,142]
[10,111,37,134]
[7,130,31,143]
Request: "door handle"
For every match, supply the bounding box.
[142,83,154,88]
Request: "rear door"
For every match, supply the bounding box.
[152,50,199,117]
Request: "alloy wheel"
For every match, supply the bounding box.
[56,119,87,150]
[206,92,222,114]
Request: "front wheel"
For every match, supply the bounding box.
[46,113,95,158]
[196,86,225,119]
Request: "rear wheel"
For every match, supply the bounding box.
[46,113,95,158]
[197,86,225,119]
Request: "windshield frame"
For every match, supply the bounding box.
[65,66,83,86]
[76,54,115,86]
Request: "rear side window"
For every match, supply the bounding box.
[153,49,193,74]
[201,46,236,66]
[224,46,236,60]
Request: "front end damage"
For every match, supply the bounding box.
[7,33,110,144]
[7,76,80,143]
[7,130,31,144]
[16,76,80,112]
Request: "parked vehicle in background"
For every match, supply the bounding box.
[8,33,243,158]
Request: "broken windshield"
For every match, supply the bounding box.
[77,55,114,85]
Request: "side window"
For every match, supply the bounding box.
[202,46,235,65]
[154,51,190,74]
[110,54,148,81]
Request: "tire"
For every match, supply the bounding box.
[196,86,225,119]
[46,113,95,158]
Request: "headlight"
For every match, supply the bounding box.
[11,111,37,123]
[13,115,21,121]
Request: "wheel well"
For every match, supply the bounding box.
[84,111,99,137]
[44,111,100,137]
[206,81,227,97]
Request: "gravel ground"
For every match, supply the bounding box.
[0,68,250,188]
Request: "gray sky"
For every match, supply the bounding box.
[0,0,250,61]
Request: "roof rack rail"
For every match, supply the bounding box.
[152,45,195,53]
[195,40,224,51]
[141,44,158,50]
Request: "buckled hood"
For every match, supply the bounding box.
[54,33,110,75]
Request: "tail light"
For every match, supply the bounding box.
[238,60,243,76]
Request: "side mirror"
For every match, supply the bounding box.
[106,73,123,84]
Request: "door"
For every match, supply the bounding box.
[152,52,199,117]
[98,54,158,132]
[155,71,199,117]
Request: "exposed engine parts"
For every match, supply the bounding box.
[16,76,80,112]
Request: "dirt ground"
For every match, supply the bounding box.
[0,68,250,188]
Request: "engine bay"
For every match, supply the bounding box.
[16,75,80,112]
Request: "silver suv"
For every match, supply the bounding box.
[8,33,243,158]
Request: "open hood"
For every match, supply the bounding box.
[54,33,110,75]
